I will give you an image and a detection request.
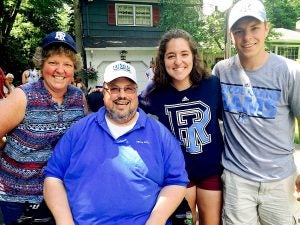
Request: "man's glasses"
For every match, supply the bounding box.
[104,86,137,95]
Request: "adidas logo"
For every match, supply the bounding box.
[182,96,189,102]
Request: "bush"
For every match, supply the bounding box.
[78,67,98,80]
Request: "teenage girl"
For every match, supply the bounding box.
[139,29,224,225]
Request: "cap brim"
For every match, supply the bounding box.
[229,15,265,30]
[104,76,137,84]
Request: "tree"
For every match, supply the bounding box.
[159,0,232,55]
[160,0,200,35]
[74,0,83,55]
[264,0,300,30]
[159,0,300,58]
[0,0,73,84]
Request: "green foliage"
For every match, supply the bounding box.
[57,3,73,32]
[159,0,229,54]
[0,0,73,84]
[160,0,300,57]
[197,10,226,53]
[160,0,200,34]
[264,0,300,30]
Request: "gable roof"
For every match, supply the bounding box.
[269,28,300,43]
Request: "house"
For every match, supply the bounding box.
[80,0,163,91]
[267,28,300,62]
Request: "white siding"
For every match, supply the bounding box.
[85,48,157,93]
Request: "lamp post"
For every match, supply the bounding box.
[224,10,232,59]
[202,0,233,59]
[120,50,128,61]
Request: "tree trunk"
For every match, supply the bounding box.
[73,0,88,86]
[74,0,83,55]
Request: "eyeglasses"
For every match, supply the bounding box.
[104,86,137,95]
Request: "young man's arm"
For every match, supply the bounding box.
[295,117,300,201]
[145,185,186,225]
[44,177,75,225]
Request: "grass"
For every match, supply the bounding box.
[295,119,300,144]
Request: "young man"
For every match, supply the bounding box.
[43,61,189,225]
[213,0,300,224]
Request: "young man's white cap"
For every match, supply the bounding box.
[228,0,267,30]
[103,61,137,84]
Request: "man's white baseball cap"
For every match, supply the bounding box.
[228,0,267,30]
[103,61,137,84]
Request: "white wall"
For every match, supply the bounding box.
[85,48,157,93]
[297,20,300,31]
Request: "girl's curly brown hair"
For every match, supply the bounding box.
[153,29,210,90]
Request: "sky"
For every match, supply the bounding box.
[203,0,234,15]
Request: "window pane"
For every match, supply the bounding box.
[277,46,298,61]
[287,47,298,61]
[117,5,134,25]
[135,6,151,26]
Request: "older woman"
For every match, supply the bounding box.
[0,31,87,225]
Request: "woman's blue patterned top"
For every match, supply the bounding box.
[0,79,85,203]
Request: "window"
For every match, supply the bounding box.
[278,47,299,61]
[116,5,134,25]
[136,6,151,26]
[116,4,152,26]
[270,45,299,61]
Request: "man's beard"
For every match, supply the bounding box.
[106,107,137,124]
